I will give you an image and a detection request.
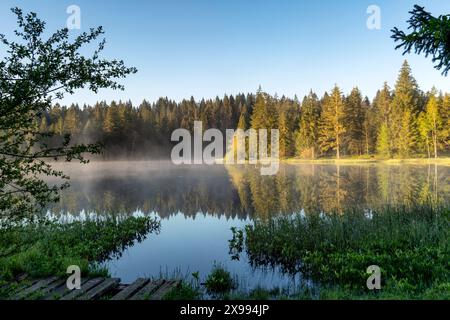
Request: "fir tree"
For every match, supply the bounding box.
[318,86,346,159]
[376,123,391,157]
[390,60,421,156]
[344,87,365,155]
[295,91,320,158]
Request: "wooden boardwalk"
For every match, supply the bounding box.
[1,276,180,300]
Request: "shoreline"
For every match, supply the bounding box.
[283,157,450,166]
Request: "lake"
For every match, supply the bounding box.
[45,161,450,291]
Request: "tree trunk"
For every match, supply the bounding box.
[336,134,340,159]
[433,133,438,159]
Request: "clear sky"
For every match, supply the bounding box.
[1,0,449,105]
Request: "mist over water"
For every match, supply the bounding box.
[44,161,450,288]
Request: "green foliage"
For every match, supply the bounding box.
[318,86,346,158]
[295,91,320,158]
[344,87,365,155]
[392,5,450,76]
[163,282,202,300]
[376,123,390,157]
[204,265,236,295]
[230,204,450,296]
[0,8,136,220]
[0,217,159,281]
[30,61,449,162]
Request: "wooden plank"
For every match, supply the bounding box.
[111,278,149,300]
[129,280,164,300]
[43,277,90,300]
[148,280,180,300]
[76,278,120,300]
[37,278,66,298]
[0,278,37,298]
[12,277,59,300]
[60,278,105,300]
[0,275,30,292]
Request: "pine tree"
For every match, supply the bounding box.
[423,91,443,158]
[318,86,346,158]
[237,105,248,130]
[344,87,365,155]
[103,103,119,134]
[295,91,320,158]
[376,123,391,157]
[64,104,81,134]
[373,83,393,156]
[442,94,450,149]
[417,111,431,158]
[39,116,48,133]
[391,60,421,156]
[362,97,373,155]
[278,111,291,158]
[397,109,416,157]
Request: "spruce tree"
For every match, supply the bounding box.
[423,91,443,158]
[391,60,420,156]
[397,110,416,157]
[344,87,365,155]
[376,123,390,157]
[295,91,320,158]
[318,86,346,159]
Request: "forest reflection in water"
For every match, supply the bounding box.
[47,161,449,220]
[42,161,450,287]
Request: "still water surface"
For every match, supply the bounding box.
[46,161,450,289]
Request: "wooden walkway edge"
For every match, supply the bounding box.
[1,276,180,301]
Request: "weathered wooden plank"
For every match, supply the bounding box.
[129,280,164,300]
[111,278,149,300]
[0,274,29,292]
[0,278,37,299]
[43,277,90,300]
[76,278,120,300]
[13,276,59,300]
[60,278,105,300]
[148,280,180,300]
[37,278,66,298]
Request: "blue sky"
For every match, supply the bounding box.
[1,0,449,105]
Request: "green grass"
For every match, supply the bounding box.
[163,282,202,300]
[230,204,450,299]
[204,264,237,296]
[0,217,160,282]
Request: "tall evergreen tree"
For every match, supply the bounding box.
[344,87,365,155]
[318,86,346,158]
[64,104,81,134]
[397,109,416,157]
[295,91,321,158]
[376,123,391,157]
[420,91,444,158]
[390,60,421,156]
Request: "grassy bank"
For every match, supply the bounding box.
[0,217,160,284]
[228,204,450,299]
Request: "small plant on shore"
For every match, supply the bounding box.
[204,265,236,296]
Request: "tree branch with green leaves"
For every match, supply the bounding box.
[0,8,137,221]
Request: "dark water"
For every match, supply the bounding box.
[46,161,450,289]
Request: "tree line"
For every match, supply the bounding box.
[39,60,449,159]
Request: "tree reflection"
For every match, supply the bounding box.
[46,163,449,219]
